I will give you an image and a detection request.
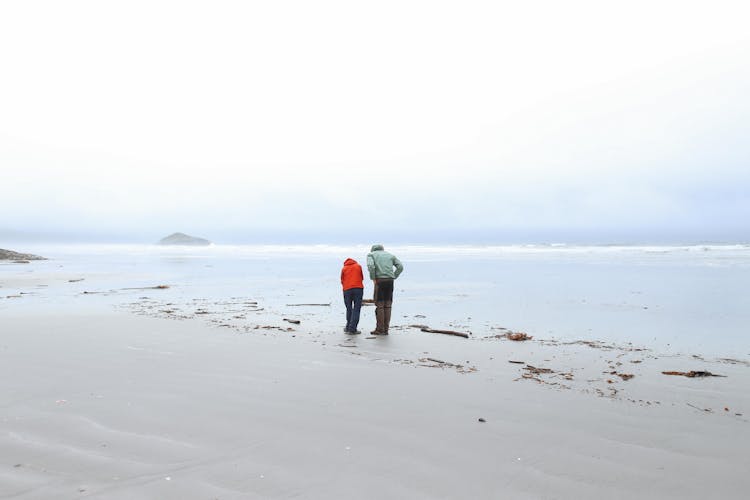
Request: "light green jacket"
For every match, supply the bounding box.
[366,244,404,280]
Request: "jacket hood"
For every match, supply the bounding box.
[370,244,384,252]
[343,258,358,266]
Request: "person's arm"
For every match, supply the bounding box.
[393,256,404,279]
[366,254,376,280]
[358,265,364,283]
[341,268,345,286]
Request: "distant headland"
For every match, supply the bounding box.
[0,248,47,262]
[157,232,212,246]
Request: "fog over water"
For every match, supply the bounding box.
[1,1,749,244]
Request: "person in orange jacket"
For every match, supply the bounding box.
[340,258,364,334]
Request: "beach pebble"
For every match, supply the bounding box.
[478,418,486,423]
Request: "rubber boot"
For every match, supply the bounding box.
[372,303,385,334]
[383,301,392,334]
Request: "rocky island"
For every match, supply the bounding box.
[157,232,212,246]
[0,248,47,261]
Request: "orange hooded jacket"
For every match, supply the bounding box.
[341,258,364,291]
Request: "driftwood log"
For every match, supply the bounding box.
[420,328,470,339]
[121,285,170,290]
[662,370,726,378]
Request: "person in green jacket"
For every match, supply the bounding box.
[366,244,404,335]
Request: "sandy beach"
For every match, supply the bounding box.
[4,0,750,496]
[2,247,749,499]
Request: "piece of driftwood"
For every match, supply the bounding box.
[508,360,525,364]
[283,318,301,324]
[425,357,446,364]
[662,371,726,378]
[121,285,170,290]
[420,328,469,339]
[286,303,330,307]
[687,403,712,412]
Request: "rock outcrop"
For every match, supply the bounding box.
[157,232,212,246]
[0,249,47,261]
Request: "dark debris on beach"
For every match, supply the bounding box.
[663,370,726,378]
[111,294,748,417]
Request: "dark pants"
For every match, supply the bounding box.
[343,287,364,332]
[373,279,394,302]
[373,279,394,333]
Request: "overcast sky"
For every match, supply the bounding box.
[1,0,748,243]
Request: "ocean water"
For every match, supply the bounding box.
[3,243,749,357]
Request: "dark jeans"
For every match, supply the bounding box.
[343,287,364,332]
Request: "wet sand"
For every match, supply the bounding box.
[1,305,749,499]
[2,253,749,498]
